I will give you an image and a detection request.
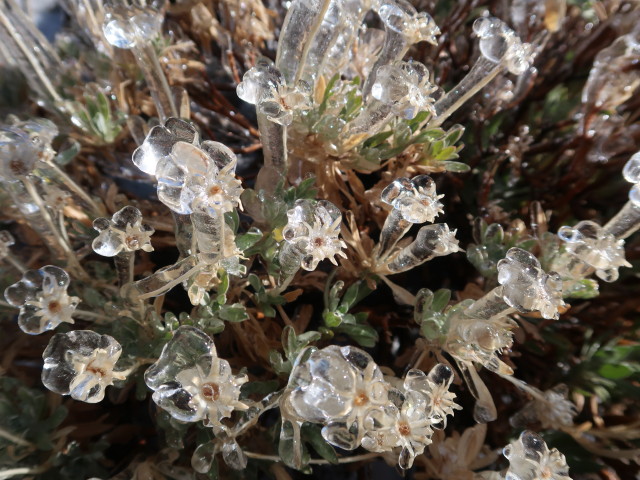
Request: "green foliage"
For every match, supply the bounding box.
[69,87,124,144]
[269,325,321,375]
[322,279,378,347]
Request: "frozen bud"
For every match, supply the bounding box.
[381,175,444,223]
[132,117,199,175]
[472,16,534,75]
[377,0,440,45]
[281,199,347,271]
[237,59,312,126]
[0,230,15,259]
[386,224,460,273]
[144,326,248,425]
[4,265,80,334]
[0,119,57,182]
[42,330,126,403]
[371,61,437,119]
[503,431,572,480]
[289,345,392,449]
[497,248,565,319]
[403,364,461,429]
[93,206,154,257]
[557,221,630,282]
[155,139,242,215]
[102,0,166,49]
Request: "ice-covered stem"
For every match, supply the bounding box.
[275,0,332,85]
[466,247,565,321]
[430,16,533,128]
[237,60,312,192]
[121,255,202,302]
[603,152,640,239]
[456,359,497,423]
[363,0,439,98]
[0,231,26,273]
[0,0,63,103]
[295,0,370,84]
[378,175,444,259]
[347,61,436,139]
[102,0,178,121]
[385,224,459,274]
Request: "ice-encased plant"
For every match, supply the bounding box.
[144,326,249,425]
[42,330,127,403]
[4,265,80,334]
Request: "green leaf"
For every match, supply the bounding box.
[362,130,393,148]
[335,323,378,347]
[598,364,635,380]
[440,160,470,172]
[432,289,451,312]
[323,310,342,327]
[302,424,339,464]
[218,304,248,322]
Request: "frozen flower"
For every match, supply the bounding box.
[381,175,444,224]
[503,431,572,480]
[145,326,248,425]
[623,152,640,206]
[237,59,312,126]
[289,345,392,449]
[376,0,440,46]
[132,117,199,176]
[403,364,461,429]
[371,61,437,119]
[0,230,15,260]
[497,248,565,320]
[92,206,154,257]
[156,141,243,215]
[4,265,80,334]
[511,385,577,430]
[102,0,166,49]
[42,330,127,403]
[473,16,534,75]
[361,390,434,469]
[557,220,630,282]
[281,199,347,271]
[0,118,58,181]
[386,223,460,274]
[43,185,72,210]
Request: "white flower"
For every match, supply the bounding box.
[403,364,461,429]
[4,265,80,334]
[42,330,126,403]
[504,431,572,480]
[381,175,444,224]
[175,358,249,425]
[282,200,347,271]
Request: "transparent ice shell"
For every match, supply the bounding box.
[381,175,444,224]
[4,265,80,334]
[503,431,572,480]
[102,0,166,49]
[92,206,155,257]
[42,330,126,403]
[144,326,248,425]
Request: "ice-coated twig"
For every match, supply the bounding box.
[603,152,640,239]
[0,231,26,273]
[275,0,332,85]
[102,0,178,121]
[430,16,533,128]
[384,224,459,274]
[363,0,439,98]
[0,0,63,103]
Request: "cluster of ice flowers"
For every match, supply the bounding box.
[287,345,460,469]
[42,330,127,403]
[472,16,534,76]
[280,199,347,272]
[144,326,249,426]
[4,265,80,334]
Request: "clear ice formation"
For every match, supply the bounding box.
[604,151,640,239]
[93,206,155,257]
[503,431,572,480]
[144,326,249,425]
[42,330,127,403]
[4,265,80,334]
[287,345,460,469]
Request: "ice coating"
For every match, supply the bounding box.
[92,206,155,257]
